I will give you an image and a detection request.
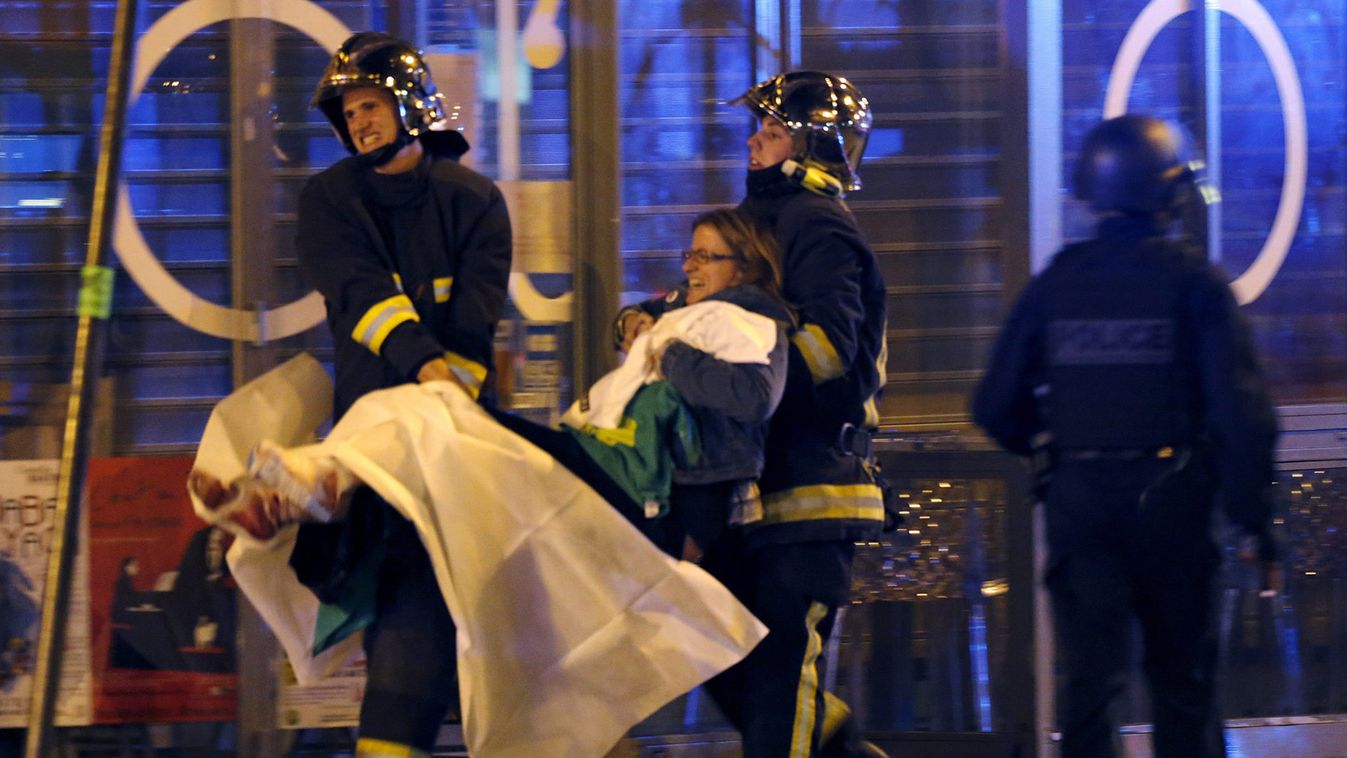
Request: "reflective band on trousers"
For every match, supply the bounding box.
[353,737,429,758]
[789,601,830,757]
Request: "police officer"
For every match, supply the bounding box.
[618,71,890,758]
[293,32,511,758]
[973,114,1279,758]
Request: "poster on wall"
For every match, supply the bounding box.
[0,459,92,728]
[276,654,365,729]
[86,456,237,723]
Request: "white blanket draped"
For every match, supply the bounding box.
[562,299,777,430]
[190,355,766,758]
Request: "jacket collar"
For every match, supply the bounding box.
[703,284,792,324]
[745,163,803,201]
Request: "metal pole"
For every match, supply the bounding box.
[752,0,801,79]
[25,0,137,755]
[228,19,285,758]
[569,0,621,392]
[1195,0,1222,262]
[497,0,522,181]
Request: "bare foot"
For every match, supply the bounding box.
[188,469,236,512]
[249,440,356,523]
[188,468,306,541]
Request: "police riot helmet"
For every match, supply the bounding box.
[732,70,873,192]
[1072,114,1200,216]
[311,31,469,160]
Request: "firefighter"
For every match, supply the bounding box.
[973,114,1280,758]
[293,31,511,758]
[618,70,890,758]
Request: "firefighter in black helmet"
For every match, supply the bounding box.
[291,31,511,758]
[311,30,470,165]
[974,114,1280,758]
[616,70,890,758]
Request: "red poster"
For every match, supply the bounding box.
[86,456,237,723]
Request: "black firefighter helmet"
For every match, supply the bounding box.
[311,31,469,160]
[732,70,873,193]
[1072,114,1203,217]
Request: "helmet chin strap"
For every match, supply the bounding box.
[355,129,416,168]
[781,158,844,198]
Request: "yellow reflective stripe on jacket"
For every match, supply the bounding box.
[580,417,638,447]
[352,294,419,355]
[863,397,881,428]
[792,323,844,384]
[354,737,429,758]
[433,276,454,303]
[760,483,885,525]
[788,601,830,757]
[391,272,403,291]
[866,331,888,427]
[820,691,852,745]
[444,350,487,399]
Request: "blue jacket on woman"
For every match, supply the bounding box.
[659,283,792,486]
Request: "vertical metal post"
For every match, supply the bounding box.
[1192,0,1223,262]
[752,0,800,81]
[230,19,279,384]
[229,19,284,757]
[497,0,522,181]
[1026,0,1063,278]
[568,0,621,392]
[999,1,1053,756]
[780,0,801,71]
[752,0,781,82]
[999,0,1034,295]
[386,0,427,49]
[24,0,137,755]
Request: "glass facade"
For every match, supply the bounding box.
[1061,0,1347,407]
[0,0,1344,753]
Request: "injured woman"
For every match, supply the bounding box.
[186,208,792,758]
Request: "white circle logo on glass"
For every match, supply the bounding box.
[1104,0,1306,305]
[114,0,351,341]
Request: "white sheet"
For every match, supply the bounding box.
[561,299,777,430]
[191,356,766,758]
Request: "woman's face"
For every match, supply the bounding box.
[683,224,744,305]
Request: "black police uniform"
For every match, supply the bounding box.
[973,215,1277,758]
[294,149,511,751]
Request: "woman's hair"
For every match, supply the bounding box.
[689,208,794,322]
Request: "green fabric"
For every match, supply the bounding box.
[565,382,701,514]
[311,538,385,655]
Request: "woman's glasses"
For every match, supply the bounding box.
[681,249,738,265]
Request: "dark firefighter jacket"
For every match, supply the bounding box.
[296,152,512,419]
[617,167,889,544]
